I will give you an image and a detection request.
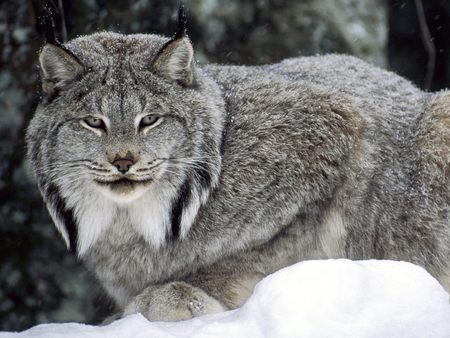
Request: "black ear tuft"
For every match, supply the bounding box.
[41,3,61,47]
[173,3,187,40]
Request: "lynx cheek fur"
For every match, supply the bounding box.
[27,14,450,321]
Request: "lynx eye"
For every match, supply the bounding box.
[83,117,106,130]
[139,115,161,130]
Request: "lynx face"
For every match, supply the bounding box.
[27,32,224,255]
[52,84,192,204]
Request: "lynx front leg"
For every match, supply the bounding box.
[122,249,282,321]
[123,281,226,321]
[186,268,266,310]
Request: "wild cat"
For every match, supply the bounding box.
[27,8,450,321]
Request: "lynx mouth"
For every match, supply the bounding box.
[94,178,153,192]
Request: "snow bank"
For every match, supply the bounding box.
[2,259,450,338]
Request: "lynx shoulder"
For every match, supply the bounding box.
[27,26,450,321]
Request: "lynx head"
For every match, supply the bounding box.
[27,20,225,256]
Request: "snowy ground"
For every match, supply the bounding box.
[1,259,450,338]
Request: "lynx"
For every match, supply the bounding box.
[27,9,450,322]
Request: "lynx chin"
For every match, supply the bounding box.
[27,10,450,322]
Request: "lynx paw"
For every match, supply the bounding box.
[123,281,226,321]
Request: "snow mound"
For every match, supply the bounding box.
[2,259,450,338]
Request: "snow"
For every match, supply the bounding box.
[2,259,450,338]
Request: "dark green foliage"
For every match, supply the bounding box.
[388,0,450,91]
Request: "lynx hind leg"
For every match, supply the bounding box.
[418,91,450,175]
[123,282,226,322]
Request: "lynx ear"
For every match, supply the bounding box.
[152,5,194,86]
[39,44,84,95]
[152,37,194,86]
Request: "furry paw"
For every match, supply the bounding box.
[101,312,122,325]
[123,281,227,321]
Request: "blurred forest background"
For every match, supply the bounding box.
[1,0,449,331]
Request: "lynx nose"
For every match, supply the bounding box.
[112,152,135,174]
